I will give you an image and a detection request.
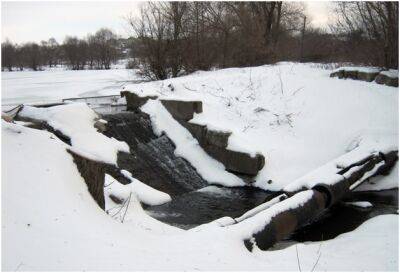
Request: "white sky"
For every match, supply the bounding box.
[2,1,334,44]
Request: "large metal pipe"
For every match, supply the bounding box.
[241,150,398,251]
[244,189,327,251]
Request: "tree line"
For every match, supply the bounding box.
[2,2,398,77]
[128,1,398,80]
[1,28,125,71]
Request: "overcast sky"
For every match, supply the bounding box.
[2,1,334,44]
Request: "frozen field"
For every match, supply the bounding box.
[1,67,138,105]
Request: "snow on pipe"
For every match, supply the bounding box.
[234,150,398,251]
[243,189,327,251]
[312,150,398,208]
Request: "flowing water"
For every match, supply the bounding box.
[101,109,398,242]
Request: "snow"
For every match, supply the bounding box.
[141,99,245,187]
[18,103,129,165]
[228,190,315,238]
[234,194,287,223]
[3,63,397,191]
[2,120,398,271]
[344,201,373,208]
[116,62,398,191]
[251,214,398,271]
[333,66,381,73]
[283,132,397,193]
[120,170,172,206]
[380,69,399,79]
[1,68,137,105]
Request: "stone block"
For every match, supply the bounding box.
[161,99,203,121]
[204,144,265,176]
[375,74,399,87]
[357,71,379,82]
[121,91,158,111]
[204,129,231,148]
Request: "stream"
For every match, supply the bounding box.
[101,109,398,243]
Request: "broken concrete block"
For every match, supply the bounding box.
[181,120,265,176]
[121,91,158,111]
[204,145,265,176]
[161,99,203,121]
[180,121,207,144]
[204,129,231,148]
[94,119,107,133]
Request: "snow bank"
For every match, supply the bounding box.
[251,214,398,271]
[19,103,129,165]
[114,63,397,191]
[2,120,398,271]
[141,99,244,187]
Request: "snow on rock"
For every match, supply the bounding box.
[141,99,244,187]
[380,69,399,79]
[19,103,129,165]
[332,66,381,73]
[114,63,397,191]
[120,170,172,206]
[344,201,373,208]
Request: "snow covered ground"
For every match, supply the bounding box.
[2,120,398,271]
[2,66,138,105]
[2,62,398,270]
[116,62,399,191]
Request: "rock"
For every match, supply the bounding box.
[343,70,358,80]
[375,73,399,87]
[161,99,203,121]
[94,119,107,132]
[121,91,158,111]
[330,70,344,78]
[357,71,379,82]
[1,113,14,123]
[204,129,231,148]
[330,68,379,82]
[181,120,265,176]
[204,145,265,176]
[180,121,207,144]
[67,149,108,210]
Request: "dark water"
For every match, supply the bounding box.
[145,185,272,229]
[102,111,208,196]
[290,189,398,242]
[99,109,398,243]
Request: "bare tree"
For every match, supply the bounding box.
[333,2,398,68]
[1,40,16,71]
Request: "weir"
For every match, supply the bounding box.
[6,92,399,252]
